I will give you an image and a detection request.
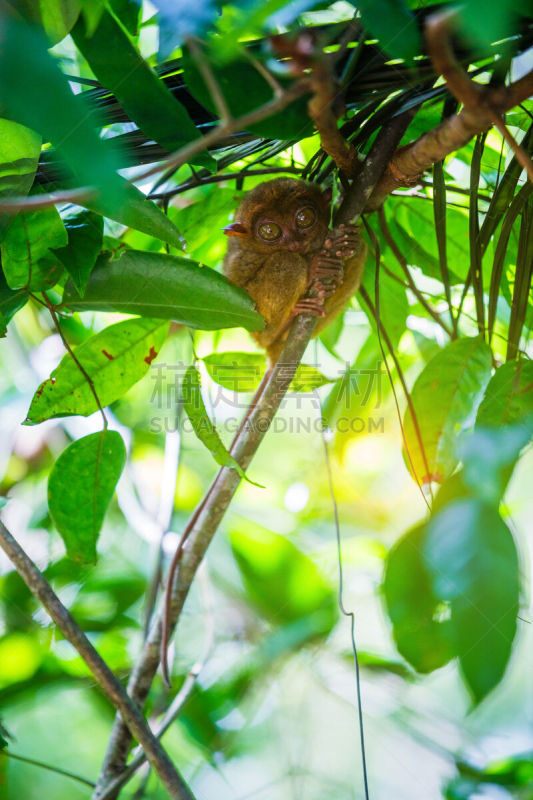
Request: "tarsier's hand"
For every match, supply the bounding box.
[299,223,362,318]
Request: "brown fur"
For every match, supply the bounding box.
[223,178,367,362]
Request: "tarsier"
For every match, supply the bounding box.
[223,178,368,362]
[161,180,368,682]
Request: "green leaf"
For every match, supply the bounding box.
[383,524,455,673]
[85,179,185,250]
[62,250,265,331]
[79,0,105,35]
[203,352,331,393]
[403,337,492,484]
[182,45,312,140]
[71,9,215,170]
[25,318,168,424]
[54,210,103,295]
[354,0,421,62]
[1,207,67,290]
[386,197,468,283]
[203,351,266,392]
[425,499,520,704]
[476,359,533,427]
[0,497,8,509]
[459,418,533,504]
[0,118,41,237]
[48,430,126,562]
[230,525,337,633]
[0,270,27,325]
[0,16,126,208]
[290,363,333,392]
[182,365,262,486]
[361,256,408,347]
[109,0,140,35]
[172,186,244,258]
[15,0,82,45]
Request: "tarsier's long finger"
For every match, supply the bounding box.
[292,298,327,318]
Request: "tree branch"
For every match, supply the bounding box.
[92,113,410,800]
[366,12,533,210]
[0,521,195,800]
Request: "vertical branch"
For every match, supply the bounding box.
[0,521,195,800]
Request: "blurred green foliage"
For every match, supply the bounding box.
[0,0,532,798]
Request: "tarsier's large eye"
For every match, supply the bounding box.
[258,221,282,241]
[295,206,316,228]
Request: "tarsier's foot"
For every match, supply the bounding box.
[325,223,362,259]
[291,295,327,318]
[307,251,344,297]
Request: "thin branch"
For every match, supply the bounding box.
[272,33,359,175]
[187,38,232,124]
[3,751,95,788]
[0,186,97,212]
[0,521,195,800]
[92,113,410,800]
[367,11,533,210]
[45,296,108,430]
[133,80,311,184]
[98,566,214,800]
[147,166,302,200]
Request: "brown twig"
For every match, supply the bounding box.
[0,186,97,212]
[187,38,232,124]
[147,166,302,200]
[272,33,359,175]
[367,11,533,210]
[44,294,108,430]
[0,521,195,800]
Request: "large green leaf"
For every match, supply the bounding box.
[476,359,533,427]
[15,0,82,44]
[62,250,265,331]
[459,422,533,505]
[25,318,168,424]
[0,270,28,324]
[1,207,67,290]
[425,499,520,704]
[230,525,337,634]
[48,430,126,562]
[403,337,492,484]
[0,118,41,237]
[383,524,455,673]
[0,15,125,208]
[71,9,214,170]
[54,209,103,295]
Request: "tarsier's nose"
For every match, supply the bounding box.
[287,240,302,251]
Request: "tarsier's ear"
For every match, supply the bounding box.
[322,187,333,206]
[223,222,249,237]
